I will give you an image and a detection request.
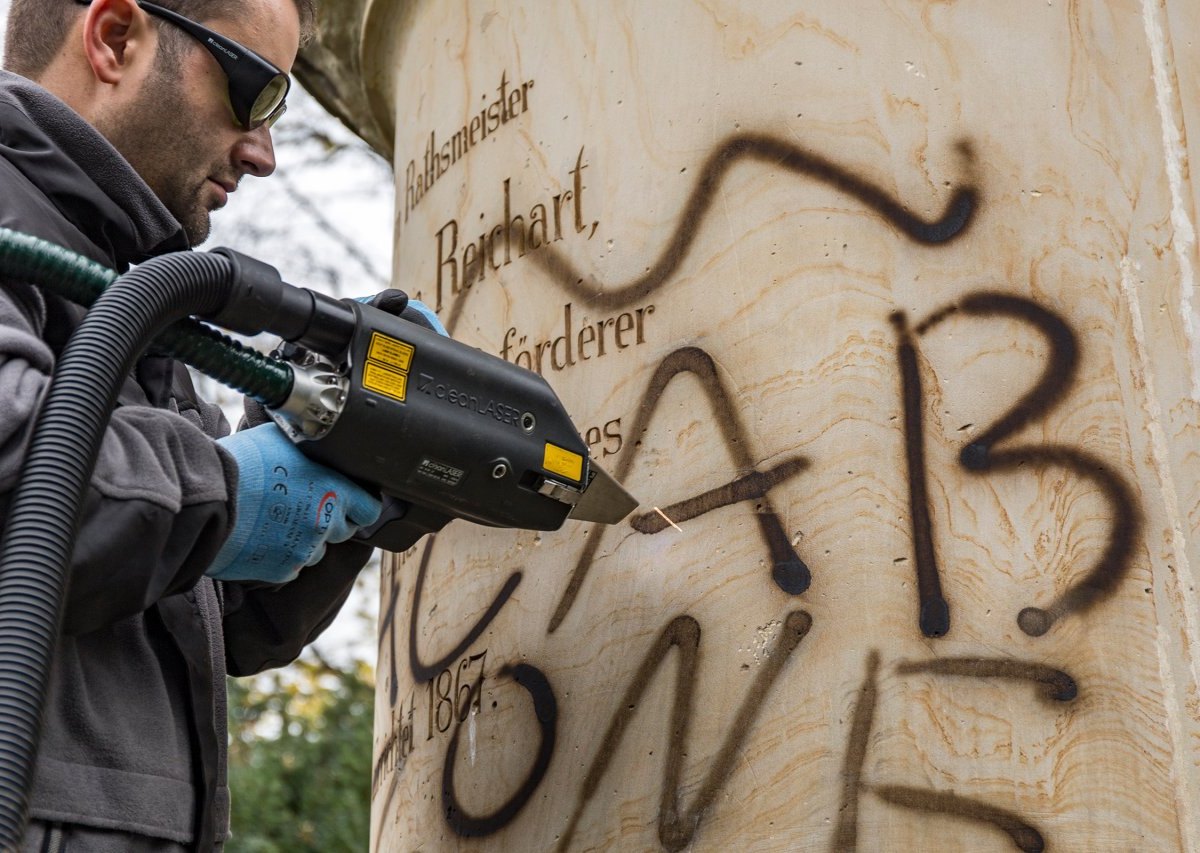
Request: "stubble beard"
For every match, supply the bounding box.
[98,65,218,246]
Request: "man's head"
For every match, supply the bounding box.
[4,0,318,245]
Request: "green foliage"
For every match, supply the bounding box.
[226,657,375,852]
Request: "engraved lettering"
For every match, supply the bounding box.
[425,152,596,308]
[499,303,654,375]
[403,71,534,223]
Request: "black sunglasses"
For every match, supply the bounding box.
[77,1,290,130]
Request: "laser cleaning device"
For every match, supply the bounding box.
[0,229,638,846]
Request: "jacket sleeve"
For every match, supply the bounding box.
[220,394,383,675]
[221,541,374,676]
[0,281,237,635]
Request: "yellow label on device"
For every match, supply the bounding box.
[543,443,583,481]
[362,363,408,401]
[368,332,414,371]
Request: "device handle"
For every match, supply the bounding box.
[355,496,452,552]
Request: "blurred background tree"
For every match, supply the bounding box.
[0,4,396,850]
[226,656,376,852]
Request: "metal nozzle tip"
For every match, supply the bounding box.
[568,462,638,525]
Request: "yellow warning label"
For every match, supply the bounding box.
[363,363,409,402]
[543,443,584,482]
[368,333,414,371]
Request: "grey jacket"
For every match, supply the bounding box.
[0,71,373,850]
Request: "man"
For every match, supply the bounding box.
[0,1,391,849]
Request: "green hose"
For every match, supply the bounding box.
[0,227,293,406]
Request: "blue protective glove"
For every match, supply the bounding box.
[404,299,449,336]
[355,291,449,337]
[208,424,383,583]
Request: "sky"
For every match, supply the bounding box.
[0,2,398,668]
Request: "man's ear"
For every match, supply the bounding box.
[81,0,154,85]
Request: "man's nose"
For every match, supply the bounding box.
[234,126,277,178]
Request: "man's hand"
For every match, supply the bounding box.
[207,424,383,583]
[357,289,450,336]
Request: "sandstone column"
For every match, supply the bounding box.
[307,1,1200,849]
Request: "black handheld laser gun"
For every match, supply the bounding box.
[263,288,638,548]
[0,230,637,847]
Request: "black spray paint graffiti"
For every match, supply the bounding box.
[556,610,812,852]
[373,130,1143,848]
[375,129,969,841]
[373,538,524,840]
[834,651,1078,852]
[443,133,978,333]
[549,346,811,633]
[377,535,521,704]
[894,657,1078,702]
[524,134,973,634]
[406,538,522,683]
[895,294,1143,638]
[442,664,557,837]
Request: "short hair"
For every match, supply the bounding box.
[4,0,318,79]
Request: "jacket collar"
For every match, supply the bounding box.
[0,70,188,270]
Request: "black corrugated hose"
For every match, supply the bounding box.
[0,227,293,406]
[0,251,240,849]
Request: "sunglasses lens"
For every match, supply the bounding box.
[249,75,289,127]
[264,101,287,129]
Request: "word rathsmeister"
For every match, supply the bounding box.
[404,71,534,222]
